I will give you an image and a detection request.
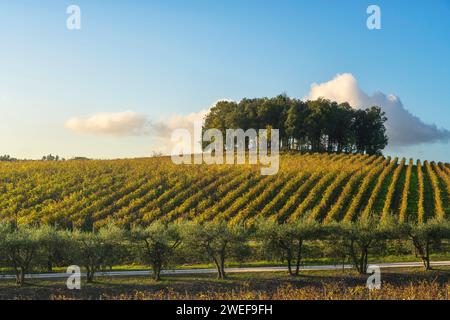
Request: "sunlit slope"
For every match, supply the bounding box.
[0,154,449,228]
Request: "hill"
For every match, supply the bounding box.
[0,153,449,229]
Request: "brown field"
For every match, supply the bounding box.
[1,267,448,300]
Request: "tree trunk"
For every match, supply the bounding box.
[20,270,26,286]
[357,248,368,275]
[153,264,162,281]
[282,136,289,150]
[413,237,432,271]
[294,240,303,276]
[220,257,226,279]
[284,247,294,276]
[14,269,20,286]
[216,266,225,279]
[287,257,293,276]
[86,266,95,283]
[15,268,26,286]
[423,242,432,270]
[213,257,224,279]
[348,240,361,274]
[364,248,368,273]
[422,256,431,270]
[47,259,53,273]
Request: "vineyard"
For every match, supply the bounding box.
[0,153,449,229]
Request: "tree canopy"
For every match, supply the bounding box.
[203,96,388,155]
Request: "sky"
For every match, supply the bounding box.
[1,0,450,161]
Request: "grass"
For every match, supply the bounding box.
[0,266,448,300]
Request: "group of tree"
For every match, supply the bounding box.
[0,155,18,162]
[1,154,82,162]
[0,217,449,286]
[42,154,64,161]
[203,96,388,155]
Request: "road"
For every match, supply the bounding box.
[0,261,449,280]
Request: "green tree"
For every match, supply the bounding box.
[0,155,17,162]
[71,223,125,283]
[284,102,307,150]
[130,222,182,281]
[39,225,69,272]
[181,222,249,279]
[402,218,450,270]
[203,96,388,155]
[0,224,46,286]
[353,107,388,155]
[331,215,399,274]
[256,218,324,276]
[304,99,327,151]
[326,102,354,152]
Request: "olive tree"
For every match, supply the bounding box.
[130,222,182,281]
[71,223,125,283]
[331,215,399,275]
[39,225,70,272]
[0,223,46,286]
[256,218,324,276]
[181,222,249,279]
[402,218,450,270]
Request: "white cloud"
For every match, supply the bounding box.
[65,111,150,136]
[307,73,450,147]
[65,100,231,155]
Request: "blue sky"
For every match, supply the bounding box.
[1,0,450,160]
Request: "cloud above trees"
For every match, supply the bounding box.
[307,73,450,147]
